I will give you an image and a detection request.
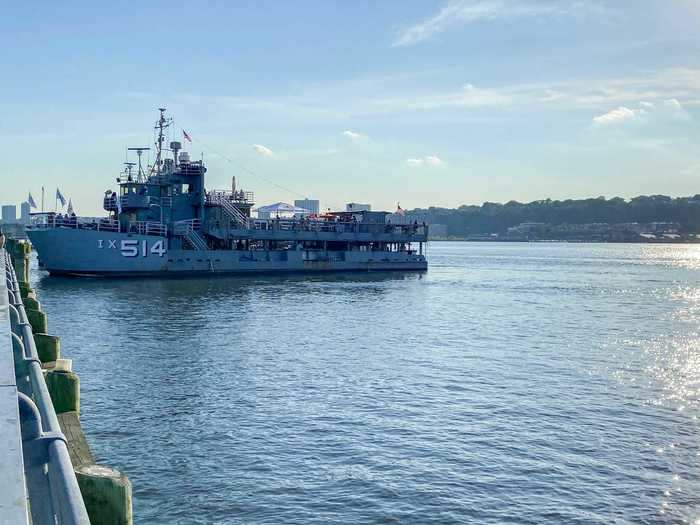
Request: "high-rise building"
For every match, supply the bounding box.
[294,199,320,215]
[20,202,31,225]
[1,205,17,224]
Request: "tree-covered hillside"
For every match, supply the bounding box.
[407,195,700,236]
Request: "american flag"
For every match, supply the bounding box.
[183,130,192,143]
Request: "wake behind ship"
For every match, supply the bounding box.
[27,109,428,276]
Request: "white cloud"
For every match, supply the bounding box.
[406,155,445,167]
[593,106,640,125]
[342,130,367,141]
[392,0,615,47]
[142,67,700,126]
[425,155,445,166]
[253,144,274,157]
[592,98,690,126]
[661,98,690,120]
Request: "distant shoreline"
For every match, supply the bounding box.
[429,238,700,244]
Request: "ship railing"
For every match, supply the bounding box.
[105,193,165,211]
[28,214,121,232]
[206,189,254,204]
[173,219,201,236]
[129,221,168,236]
[249,218,427,236]
[206,192,250,228]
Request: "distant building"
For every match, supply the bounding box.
[294,199,320,215]
[346,202,371,212]
[20,201,31,225]
[1,205,17,224]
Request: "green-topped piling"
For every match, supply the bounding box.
[45,369,80,414]
[6,237,30,284]
[23,296,41,311]
[34,333,60,362]
[76,466,133,525]
[25,307,48,333]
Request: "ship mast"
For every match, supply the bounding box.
[153,107,171,175]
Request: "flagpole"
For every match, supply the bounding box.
[41,187,44,212]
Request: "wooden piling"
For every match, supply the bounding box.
[44,370,80,415]
[75,465,133,525]
[34,333,60,363]
[25,308,48,333]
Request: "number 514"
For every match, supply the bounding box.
[121,239,167,257]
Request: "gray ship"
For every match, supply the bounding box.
[28,109,428,276]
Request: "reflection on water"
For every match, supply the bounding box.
[31,243,700,524]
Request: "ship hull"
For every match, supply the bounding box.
[27,228,427,277]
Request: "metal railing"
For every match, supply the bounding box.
[29,214,120,232]
[30,214,169,237]
[4,250,90,524]
[128,221,167,236]
[104,194,162,211]
[185,230,208,251]
[206,192,250,228]
[173,219,201,236]
[206,189,254,203]
[173,220,207,249]
[249,218,428,236]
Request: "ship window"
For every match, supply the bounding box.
[183,183,191,193]
[167,259,173,262]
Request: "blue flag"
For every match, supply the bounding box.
[27,192,37,209]
[56,188,66,207]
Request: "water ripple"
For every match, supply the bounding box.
[30,242,700,524]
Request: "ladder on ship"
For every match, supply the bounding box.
[174,219,209,250]
[185,229,208,251]
[209,194,249,228]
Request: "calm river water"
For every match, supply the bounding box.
[31,242,700,524]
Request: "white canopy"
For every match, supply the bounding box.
[255,202,311,214]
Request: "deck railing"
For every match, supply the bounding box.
[29,215,120,232]
[247,218,427,236]
[129,221,167,236]
[173,219,202,235]
[206,189,254,204]
[28,214,169,237]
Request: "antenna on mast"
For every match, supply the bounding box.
[123,162,136,182]
[153,108,171,175]
[127,147,151,182]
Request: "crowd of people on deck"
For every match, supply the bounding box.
[51,214,116,231]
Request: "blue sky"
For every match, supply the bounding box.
[1,0,700,214]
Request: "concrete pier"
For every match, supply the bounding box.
[2,240,89,523]
[3,238,133,524]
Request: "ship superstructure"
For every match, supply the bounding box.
[27,110,428,276]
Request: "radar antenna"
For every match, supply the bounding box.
[127,147,151,182]
[123,161,136,182]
